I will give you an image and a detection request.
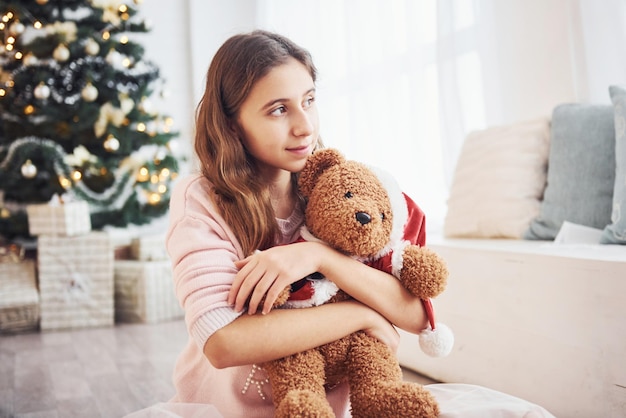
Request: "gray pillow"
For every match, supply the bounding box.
[601,85,626,244]
[524,103,615,240]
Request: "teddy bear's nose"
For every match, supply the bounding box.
[356,212,371,225]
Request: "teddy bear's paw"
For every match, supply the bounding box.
[400,246,448,299]
[275,390,335,418]
[351,381,439,418]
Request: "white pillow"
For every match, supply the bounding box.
[444,118,550,238]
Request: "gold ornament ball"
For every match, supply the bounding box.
[34,83,50,100]
[85,38,100,56]
[81,83,98,102]
[23,53,38,66]
[53,44,70,62]
[9,21,25,35]
[104,135,120,152]
[21,159,37,178]
[36,0,49,4]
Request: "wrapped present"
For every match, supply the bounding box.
[0,259,39,333]
[0,242,25,263]
[26,197,91,237]
[130,234,168,261]
[114,259,183,323]
[37,232,114,330]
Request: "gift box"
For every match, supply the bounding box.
[26,199,91,237]
[37,232,114,330]
[130,234,168,261]
[114,259,183,323]
[0,259,40,333]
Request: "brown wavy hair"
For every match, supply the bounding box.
[194,30,320,255]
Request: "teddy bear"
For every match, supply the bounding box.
[261,148,452,418]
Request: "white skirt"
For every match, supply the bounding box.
[125,383,557,418]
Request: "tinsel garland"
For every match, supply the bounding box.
[0,136,163,212]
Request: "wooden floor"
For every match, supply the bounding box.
[0,320,436,418]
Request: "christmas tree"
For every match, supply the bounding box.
[0,0,180,240]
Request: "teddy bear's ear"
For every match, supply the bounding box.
[298,148,345,197]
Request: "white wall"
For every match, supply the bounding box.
[187,0,257,106]
[478,0,585,126]
[137,0,256,165]
[135,1,193,159]
[578,0,626,104]
[475,0,626,128]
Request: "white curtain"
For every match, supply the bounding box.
[255,0,626,232]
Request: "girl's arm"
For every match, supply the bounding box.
[316,244,429,334]
[205,299,399,369]
[229,241,428,335]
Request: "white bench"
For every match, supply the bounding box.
[397,237,626,418]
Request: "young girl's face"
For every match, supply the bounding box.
[236,58,319,178]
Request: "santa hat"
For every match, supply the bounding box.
[419,299,454,357]
[370,166,454,357]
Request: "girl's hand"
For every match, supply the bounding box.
[228,242,327,315]
[362,306,401,353]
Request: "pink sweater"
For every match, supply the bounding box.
[165,174,351,417]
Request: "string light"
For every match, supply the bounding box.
[148,192,161,204]
[59,176,72,189]
[136,166,149,182]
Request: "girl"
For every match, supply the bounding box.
[145,29,556,418]
[165,30,429,417]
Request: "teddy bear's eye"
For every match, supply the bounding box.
[344,192,353,199]
[381,213,385,220]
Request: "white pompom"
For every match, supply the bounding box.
[418,322,454,357]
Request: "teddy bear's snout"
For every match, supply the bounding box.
[355,212,372,225]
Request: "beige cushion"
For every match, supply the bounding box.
[444,118,550,238]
